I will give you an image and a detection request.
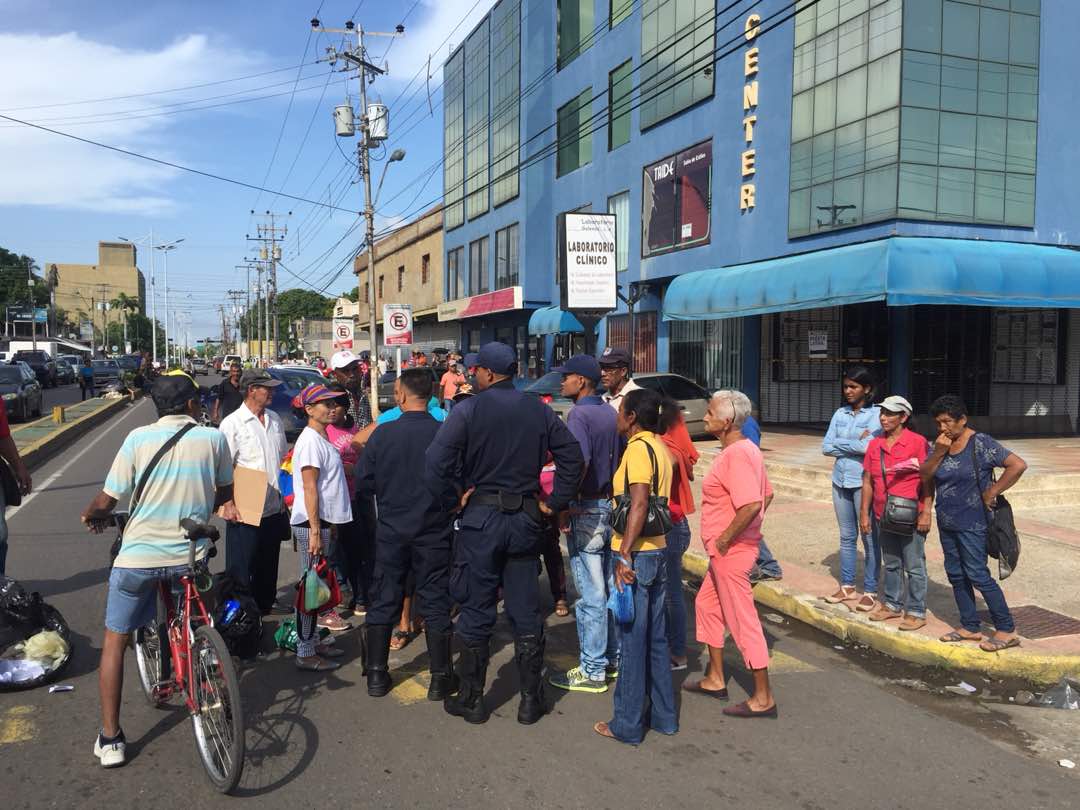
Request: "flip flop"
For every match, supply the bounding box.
[979,636,1021,652]
[390,628,417,651]
[554,600,570,618]
[722,700,778,719]
[681,680,729,700]
[939,630,982,643]
[593,721,617,740]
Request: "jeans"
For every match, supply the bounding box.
[608,551,678,744]
[755,539,782,577]
[663,518,691,659]
[105,564,188,634]
[567,500,616,680]
[939,527,1015,633]
[0,485,7,576]
[878,526,928,617]
[832,485,880,592]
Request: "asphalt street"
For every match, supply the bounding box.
[1,394,1077,809]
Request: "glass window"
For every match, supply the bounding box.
[792,90,814,142]
[836,66,867,126]
[833,174,864,225]
[838,0,868,25]
[979,7,1010,63]
[610,0,633,28]
[815,27,838,84]
[834,120,866,177]
[902,50,940,108]
[1006,118,1037,174]
[866,51,901,115]
[469,237,489,295]
[900,106,938,165]
[937,167,975,219]
[495,223,520,289]
[557,89,593,177]
[898,163,938,217]
[939,111,976,168]
[794,42,815,94]
[491,0,521,207]
[942,1,978,60]
[464,20,490,220]
[639,0,715,129]
[940,56,978,113]
[1009,12,1039,67]
[837,13,868,74]
[814,79,837,135]
[976,116,1006,171]
[795,3,816,46]
[789,188,812,236]
[609,60,633,151]
[1005,173,1035,226]
[817,0,839,34]
[903,0,941,53]
[810,182,834,232]
[975,170,1005,222]
[868,0,901,60]
[791,138,813,188]
[607,191,630,273]
[443,50,465,230]
[863,164,898,219]
[558,0,594,68]
[1008,66,1038,120]
[978,61,1008,117]
[812,131,836,185]
[865,108,899,169]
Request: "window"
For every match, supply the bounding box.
[377,275,384,300]
[642,140,712,258]
[639,0,715,130]
[608,60,633,151]
[611,0,633,28]
[495,223,520,289]
[607,191,630,273]
[469,236,489,295]
[558,0,594,69]
[443,49,465,230]
[397,265,404,293]
[992,309,1063,385]
[446,247,464,300]
[491,0,521,206]
[557,89,593,177]
[464,20,490,220]
[421,254,430,285]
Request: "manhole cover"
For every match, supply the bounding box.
[978,605,1080,640]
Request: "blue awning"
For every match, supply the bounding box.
[664,237,1080,321]
[528,306,585,335]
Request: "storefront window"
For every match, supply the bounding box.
[641,140,711,258]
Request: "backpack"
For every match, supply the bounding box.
[207,573,262,659]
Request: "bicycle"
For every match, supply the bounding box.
[130,517,246,793]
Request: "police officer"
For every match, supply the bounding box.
[426,342,583,725]
[356,368,457,700]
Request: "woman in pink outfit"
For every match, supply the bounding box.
[684,389,777,718]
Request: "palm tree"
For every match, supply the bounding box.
[110,292,140,352]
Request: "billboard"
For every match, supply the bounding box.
[641,140,713,258]
[558,212,617,312]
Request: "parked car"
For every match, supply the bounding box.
[192,358,208,375]
[58,354,84,369]
[12,350,57,388]
[220,354,242,376]
[212,355,224,373]
[0,364,43,422]
[92,359,123,388]
[377,368,440,411]
[54,358,76,385]
[264,366,328,438]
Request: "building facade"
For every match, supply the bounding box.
[443,0,1080,432]
[52,241,147,342]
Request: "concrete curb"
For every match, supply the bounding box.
[15,395,135,471]
[682,551,1080,686]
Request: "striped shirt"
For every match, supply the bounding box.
[104,415,233,569]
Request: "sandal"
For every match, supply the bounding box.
[823,585,857,604]
[939,630,982,643]
[853,594,878,613]
[593,721,618,740]
[979,636,1021,652]
[554,599,570,618]
[390,628,416,651]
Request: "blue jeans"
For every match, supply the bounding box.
[105,564,188,634]
[755,539,782,577]
[832,485,879,592]
[608,551,678,744]
[663,518,691,658]
[939,527,1015,633]
[0,485,8,576]
[567,500,616,680]
[878,526,928,617]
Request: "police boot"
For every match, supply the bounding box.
[514,633,547,725]
[443,641,489,724]
[364,624,393,697]
[425,629,459,701]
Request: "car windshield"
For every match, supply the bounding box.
[15,352,47,361]
[273,369,324,390]
[93,360,119,370]
[0,368,22,383]
[116,357,137,369]
[524,372,567,396]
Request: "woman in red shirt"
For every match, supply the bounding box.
[858,395,933,630]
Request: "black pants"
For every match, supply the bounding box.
[339,494,377,606]
[225,511,289,612]
[452,505,542,646]
[368,531,452,633]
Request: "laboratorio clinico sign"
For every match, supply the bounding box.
[740,13,761,212]
[558,211,617,312]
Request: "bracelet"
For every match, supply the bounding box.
[615,554,632,567]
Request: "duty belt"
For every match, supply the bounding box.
[470,491,542,521]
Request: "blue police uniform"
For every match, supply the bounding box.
[356,409,457,699]
[425,343,583,725]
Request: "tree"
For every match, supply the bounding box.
[0,246,47,307]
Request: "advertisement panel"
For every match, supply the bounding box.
[383,303,414,346]
[641,139,713,258]
[558,212,617,311]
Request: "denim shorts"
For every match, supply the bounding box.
[105,565,187,633]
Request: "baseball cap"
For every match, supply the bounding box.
[330,350,360,370]
[598,346,632,367]
[552,354,602,383]
[475,342,517,375]
[880,395,913,415]
[463,352,479,368]
[452,383,476,402]
[239,368,282,389]
[291,383,343,408]
[151,374,199,412]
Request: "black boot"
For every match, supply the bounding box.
[364,624,393,697]
[425,628,459,701]
[515,633,547,725]
[443,641,489,724]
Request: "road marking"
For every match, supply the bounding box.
[389,660,432,706]
[0,706,36,744]
[7,398,150,520]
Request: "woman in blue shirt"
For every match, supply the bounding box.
[822,367,882,612]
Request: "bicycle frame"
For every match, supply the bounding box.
[154,570,214,712]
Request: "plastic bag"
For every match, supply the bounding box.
[274,618,299,652]
[17,631,69,667]
[1038,677,1080,710]
[607,583,635,625]
[303,567,330,612]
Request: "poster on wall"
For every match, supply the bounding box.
[558,212,617,312]
[808,330,828,359]
[641,140,712,258]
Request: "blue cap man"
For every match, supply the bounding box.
[474,342,518,378]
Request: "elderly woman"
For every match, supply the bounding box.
[920,395,1027,652]
[685,390,776,718]
[594,388,678,745]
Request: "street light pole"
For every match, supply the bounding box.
[155,238,184,368]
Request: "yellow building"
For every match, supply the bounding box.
[51,242,147,334]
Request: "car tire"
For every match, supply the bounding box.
[33,395,42,417]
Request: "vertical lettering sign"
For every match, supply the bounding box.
[740,13,760,212]
[559,212,618,311]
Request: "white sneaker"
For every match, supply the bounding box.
[93,732,126,768]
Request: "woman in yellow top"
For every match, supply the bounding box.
[594,388,678,745]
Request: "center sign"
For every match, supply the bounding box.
[383,303,413,346]
[558,211,617,312]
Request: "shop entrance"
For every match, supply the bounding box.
[910,306,992,416]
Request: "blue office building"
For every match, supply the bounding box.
[442,0,1080,432]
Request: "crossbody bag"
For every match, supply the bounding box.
[878,446,919,535]
[610,438,673,538]
[968,436,1020,580]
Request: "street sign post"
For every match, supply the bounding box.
[332,318,354,350]
[383,303,413,346]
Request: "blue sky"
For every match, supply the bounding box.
[0,0,495,341]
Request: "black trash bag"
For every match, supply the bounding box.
[0,576,73,691]
[206,573,262,660]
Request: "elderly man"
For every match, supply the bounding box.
[598,347,642,413]
[218,368,289,615]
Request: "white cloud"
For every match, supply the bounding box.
[0,32,266,214]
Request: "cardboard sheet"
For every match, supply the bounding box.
[222,465,267,527]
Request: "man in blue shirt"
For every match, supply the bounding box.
[547,354,621,694]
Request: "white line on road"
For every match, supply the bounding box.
[6,398,151,520]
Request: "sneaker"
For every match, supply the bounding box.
[605,663,619,681]
[549,666,608,693]
[317,611,352,632]
[351,603,368,617]
[93,730,126,768]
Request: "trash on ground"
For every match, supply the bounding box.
[1037,677,1080,710]
[0,577,74,690]
[1059,759,1076,769]
[944,681,979,696]
[0,659,46,684]
[763,613,785,625]
[1014,690,1035,706]
[889,678,931,692]
[48,684,74,693]
[833,645,845,650]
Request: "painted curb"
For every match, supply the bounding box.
[15,395,134,471]
[683,551,1080,686]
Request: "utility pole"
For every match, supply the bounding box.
[226,290,246,353]
[313,15,405,417]
[248,213,289,363]
[27,263,36,351]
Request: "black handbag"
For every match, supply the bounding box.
[970,437,1020,580]
[0,456,22,509]
[879,447,919,535]
[610,439,673,538]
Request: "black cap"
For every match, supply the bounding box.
[239,368,282,389]
[475,342,517,375]
[151,374,199,412]
[598,346,632,367]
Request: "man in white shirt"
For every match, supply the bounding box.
[218,368,290,614]
[598,347,642,413]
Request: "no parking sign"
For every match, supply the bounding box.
[383,304,413,346]
[332,318,354,350]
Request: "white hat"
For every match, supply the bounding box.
[880,395,913,415]
[330,350,360,370]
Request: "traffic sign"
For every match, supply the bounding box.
[383,304,413,346]
[332,318,354,350]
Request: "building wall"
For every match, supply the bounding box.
[52,240,146,333]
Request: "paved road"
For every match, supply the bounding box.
[1,398,1077,808]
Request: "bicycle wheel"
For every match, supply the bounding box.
[190,625,245,794]
[133,622,168,706]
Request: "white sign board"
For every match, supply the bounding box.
[332,318,354,350]
[808,330,828,359]
[562,212,617,310]
[383,303,413,346]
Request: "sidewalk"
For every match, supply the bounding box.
[10,394,134,470]
[682,432,1080,686]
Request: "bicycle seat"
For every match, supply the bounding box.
[180,518,220,543]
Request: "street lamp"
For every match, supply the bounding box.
[155,238,184,367]
[119,232,156,364]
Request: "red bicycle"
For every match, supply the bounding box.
[131,518,245,793]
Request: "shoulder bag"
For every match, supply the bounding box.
[0,456,22,509]
[109,422,198,564]
[610,438,673,538]
[969,435,1020,580]
[878,445,919,536]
